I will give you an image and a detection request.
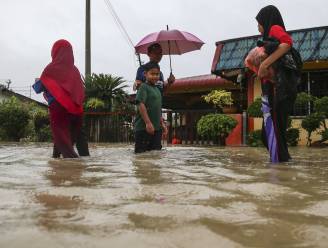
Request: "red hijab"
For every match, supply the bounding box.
[40,39,85,114]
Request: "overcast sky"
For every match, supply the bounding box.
[0,0,327,102]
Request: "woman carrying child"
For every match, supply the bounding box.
[255,5,300,162]
[33,39,85,158]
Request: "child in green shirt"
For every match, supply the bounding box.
[135,61,166,153]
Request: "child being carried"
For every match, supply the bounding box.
[244,37,280,80]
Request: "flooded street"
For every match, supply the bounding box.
[0,143,328,248]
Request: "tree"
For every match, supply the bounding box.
[84,73,128,112]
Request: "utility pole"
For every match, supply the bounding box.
[85,0,91,77]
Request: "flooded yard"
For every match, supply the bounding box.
[0,143,327,247]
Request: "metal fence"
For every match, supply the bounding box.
[84,112,134,143]
[164,109,218,145]
[84,109,219,144]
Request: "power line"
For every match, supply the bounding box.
[103,0,135,50]
[103,0,140,67]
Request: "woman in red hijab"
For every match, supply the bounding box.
[33,39,85,158]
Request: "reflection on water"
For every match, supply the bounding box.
[0,143,328,247]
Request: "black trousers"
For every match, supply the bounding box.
[262,99,293,162]
[261,83,295,162]
[135,130,162,153]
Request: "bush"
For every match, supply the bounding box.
[247,97,262,118]
[320,129,328,142]
[0,97,30,141]
[301,113,324,146]
[247,129,263,147]
[314,96,328,119]
[28,108,51,142]
[37,126,52,142]
[33,109,50,130]
[286,128,300,146]
[294,92,316,107]
[197,114,238,145]
[0,128,6,141]
[202,90,233,110]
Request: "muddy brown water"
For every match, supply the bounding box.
[0,143,327,248]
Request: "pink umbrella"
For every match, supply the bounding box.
[135,26,204,73]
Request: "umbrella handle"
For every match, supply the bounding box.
[168,41,172,74]
[136,53,142,66]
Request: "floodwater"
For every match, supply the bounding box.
[0,143,328,248]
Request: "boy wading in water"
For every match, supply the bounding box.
[134,62,167,153]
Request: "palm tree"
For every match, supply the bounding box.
[84,73,128,112]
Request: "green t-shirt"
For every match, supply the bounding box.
[135,82,162,131]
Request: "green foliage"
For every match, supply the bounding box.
[294,92,316,107]
[287,116,292,129]
[202,90,233,109]
[37,126,52,142]
[85,97,105,111]
[301,113,324,146]
[33,109,49,130]
[319,129,328,142]
[248,125,299,147]
[33,109,51,142]
[84,73,128,111]
[0,128,6,141]
[314,96,328,118]
[247,129,263,147]
[0,97,30,141]
[247,97,262,118]
[197,114,238,142]
[286,128,300,146]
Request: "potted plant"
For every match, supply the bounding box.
[197,113,238,145]
[202,90,236,113]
